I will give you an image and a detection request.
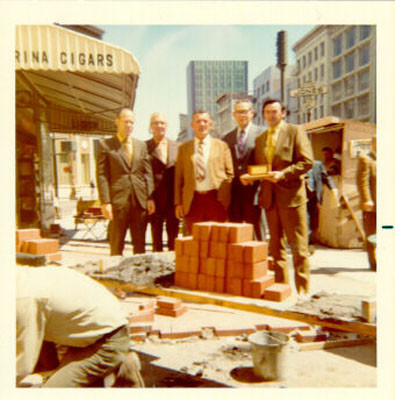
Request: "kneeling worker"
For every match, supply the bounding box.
[16,266,144,388]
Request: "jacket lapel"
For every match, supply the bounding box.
[272,122,288,163]
[112,136,131,171]
[130,138,140,171]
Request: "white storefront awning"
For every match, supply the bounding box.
[16,25,140,134]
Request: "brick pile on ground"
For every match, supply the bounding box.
[174,222,291,302]
[16,228,62,263]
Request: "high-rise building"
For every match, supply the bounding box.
[253,64,297,126]
[186,60,248,138]
[292,25,376,124]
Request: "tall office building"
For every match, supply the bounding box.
[186,60,248,138]
[292,25,376,124]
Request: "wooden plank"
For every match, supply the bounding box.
[341,193,366,243]
[299,337,375,351]
[92,276,376,337]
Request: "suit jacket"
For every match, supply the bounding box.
[174,137,234,215]
[306,160,336,203]
[255,121,313,209]
[146,138,179,214]
[356,151,376,209]
[96,136,154,210]
[223,123,263,178]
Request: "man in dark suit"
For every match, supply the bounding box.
[305,160,338,249]
[223,100,264,240]
[146,112,179,252]
[252,99,313,295]
[175,110,234,233]
[96,108,155,255]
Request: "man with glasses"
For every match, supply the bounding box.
[223,100,264,240]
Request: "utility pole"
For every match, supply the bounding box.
[276,30,288,104]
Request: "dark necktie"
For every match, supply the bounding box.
[237,130,245,158]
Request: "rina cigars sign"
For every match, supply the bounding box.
[15,25,139,74]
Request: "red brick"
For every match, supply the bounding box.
[197,274,207,291]
[295,328,330,343]
[209,242,227,259]
[199,258,208,275]
[186,273,198,290]
[264,283,292,302]
[226,277,242,296]
[206,275,216,292]
[174,271,188,287]
[227,260,243,279]
[228,243,245,263]
[210,224,222,242]
[138,300,156,311]
[192,222,218,241]
[228,223,253,243]
[242,279,253,297]
[243,241,268,263]
[255,323,270,331]
[156,296,182,310]
[175,255,189,272]
[215,277,225,293]
[128,309,155,324]
[206,258,216,276]
[16,229,41,252]
[251,275,275,298]
[130,333,147,342]
[214,327,256,337]
[189,257,199,274]
[46,252,62,262]
[156,305,188,318]
[175,236,192,257]
[160,328,201,339]
[243,260,268,279]
[199,241,210,259]
[184,238,199,257]
[215,258,226,277]
[25,239,59,255]
[129,324,152,334]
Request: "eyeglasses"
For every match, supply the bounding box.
[234,110,252,115]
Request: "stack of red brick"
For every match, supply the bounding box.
[16,228,62,262]
[174,222,291,301]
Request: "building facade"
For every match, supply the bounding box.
[292,25,376,124]
[253,64,297,126]
[186,60,248,138]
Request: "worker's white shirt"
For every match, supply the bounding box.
[16,266,128,377]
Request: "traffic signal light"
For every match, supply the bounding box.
[276,30,288,67]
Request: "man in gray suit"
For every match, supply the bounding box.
[223,100,264,240]
[96,108,155,255]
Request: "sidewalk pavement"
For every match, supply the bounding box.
[55,199,376,300]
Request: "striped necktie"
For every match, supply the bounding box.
[196,139,205,181]
[237,130,246,158]
[266,128,276,164]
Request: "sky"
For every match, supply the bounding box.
[99,25,313,140]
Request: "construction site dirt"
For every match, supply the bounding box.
[52,245,377,388]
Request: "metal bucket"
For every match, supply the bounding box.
[248,331,289,381]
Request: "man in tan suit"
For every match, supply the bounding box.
[253,99,313,295]
[96,108,155,255]
[356,135,376,270]
[174,110,234,233]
